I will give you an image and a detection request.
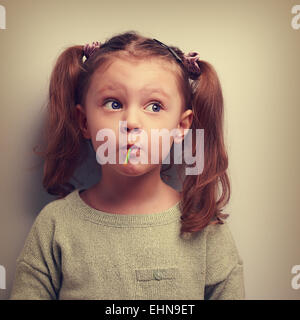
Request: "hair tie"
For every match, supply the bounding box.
[153,39,201,79]
[183,52,201,79]
[153,39,183,64]
[83,41,101,61]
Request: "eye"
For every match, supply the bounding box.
[103,99,122,110]
[145,102,164,113]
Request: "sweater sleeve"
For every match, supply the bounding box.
[10,203,62,300]
[204,222,245,300]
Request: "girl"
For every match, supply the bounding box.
[10,31,245,300]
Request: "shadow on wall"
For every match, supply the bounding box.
[27,139,103,218]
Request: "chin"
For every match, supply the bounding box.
[114,162,159,177]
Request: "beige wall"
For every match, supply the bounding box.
[0,0,299,299]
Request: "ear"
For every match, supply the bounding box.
[174,109,193,144]
[75,104,91,139]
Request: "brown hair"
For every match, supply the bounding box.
[34,30,230,237]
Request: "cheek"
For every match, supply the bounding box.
[86,112,113,138]
[86,118,115,152]
[146,129,174,163]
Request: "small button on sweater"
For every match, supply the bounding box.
[10,189,245,300]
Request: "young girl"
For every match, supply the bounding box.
[10,31,245,300]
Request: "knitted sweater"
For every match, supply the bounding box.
[10,189,245,300]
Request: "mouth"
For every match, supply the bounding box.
[121,143,142,164]
[121,144,142,151]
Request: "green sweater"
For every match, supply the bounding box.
[10,189,245,300]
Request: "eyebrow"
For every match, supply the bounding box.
[95,84,171,99]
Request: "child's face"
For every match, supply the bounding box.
[76,56,193,176]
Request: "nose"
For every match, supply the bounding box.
[125,127,141,134]
[124,126,142,145]
[121,107,142,135]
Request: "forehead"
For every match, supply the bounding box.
[89,56,182,98]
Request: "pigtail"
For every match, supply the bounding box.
[34,45,88,198]
[180,61,230,235]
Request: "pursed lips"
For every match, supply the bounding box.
[121,144,142,150]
